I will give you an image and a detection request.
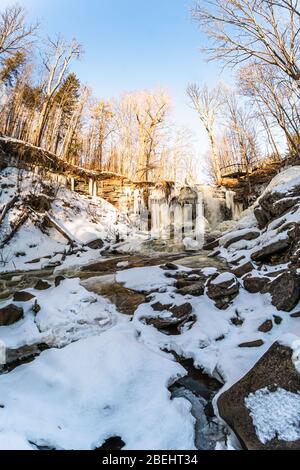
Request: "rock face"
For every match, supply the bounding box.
[269,271,300,312]
[0,304,23,326]
[207,274,239,310]
[218,342,300,450]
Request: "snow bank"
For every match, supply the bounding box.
[0,326,195,450]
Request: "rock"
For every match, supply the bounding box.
[218,342,300,449]
[32,301,41,315]
[258,320,273,333]
[203,239,220,251]
[254,206,269,229]
[151,302,173,312]
[207,274,240,310]
[243,276,270,294]
[269,271,300,312]
[273,315,283,325]
[223,230,260,249]
[0,304,23,326]
[86,239,104,250]
[232,262,253,278]
[251,238,291,262]
[96,437,125,451]
[34,280,51,291]
[169,303,193,318]
[54,276,65,287]
[177,283,205,297]
[238,340,264,348]
[163,263,178,271]
[13,291,35,302]
[26,193,52,213]
[290,312,300,318]
[145,303,193,332]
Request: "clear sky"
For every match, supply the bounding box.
[2,0,232,165]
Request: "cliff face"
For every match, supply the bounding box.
[220,161,284,207]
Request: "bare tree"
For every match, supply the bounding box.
[192,0,300,83]
[34,36,83,147]
[0,4,37,64]
[187,83,222,182]
[238,63,300,156]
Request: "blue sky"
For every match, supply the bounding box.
[2,0,232,157]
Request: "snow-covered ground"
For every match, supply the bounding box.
[1,165,300,450]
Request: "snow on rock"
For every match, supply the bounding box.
[245,388,300,444]
[116,266,177,292]
[0,326,195,450]
[261,166,300,197]
[0,278,119,351]
[211,272,236,285]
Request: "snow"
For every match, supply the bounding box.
[211,272,236,285]
[0,278,120,351]
[116,266,177,292]
[0,326,195,450]
[245,388,300,444]
[261,166,300,196]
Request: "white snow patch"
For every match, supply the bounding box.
[245,387,300,444]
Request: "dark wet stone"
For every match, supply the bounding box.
[238,340,264,348]
[13,291,35,302]
[86,239,104,250]
[273,315,283,325]
[290,311,300,318]
[0,304,23,326]
[35,280,51,291]
[258,320,273,333]
[96,437,125,451]
[54,276,65,287]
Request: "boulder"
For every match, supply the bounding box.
[34,280,51,291]
[144,302,193,332]
[0,304,23,326]
[251,237,291,262]
[243,276,270,294]
[290,312,300,318]
[258,320,273,333]
[177,283,205,297]
[86,239,104,250]
[269,271,300,312]
[232,262,254,278]
[13,291,35,302]
[223,230,260,249]
[207,273,239,310]
[54,276,65,287]
[238,340,264,348]
[218,342,300,449]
